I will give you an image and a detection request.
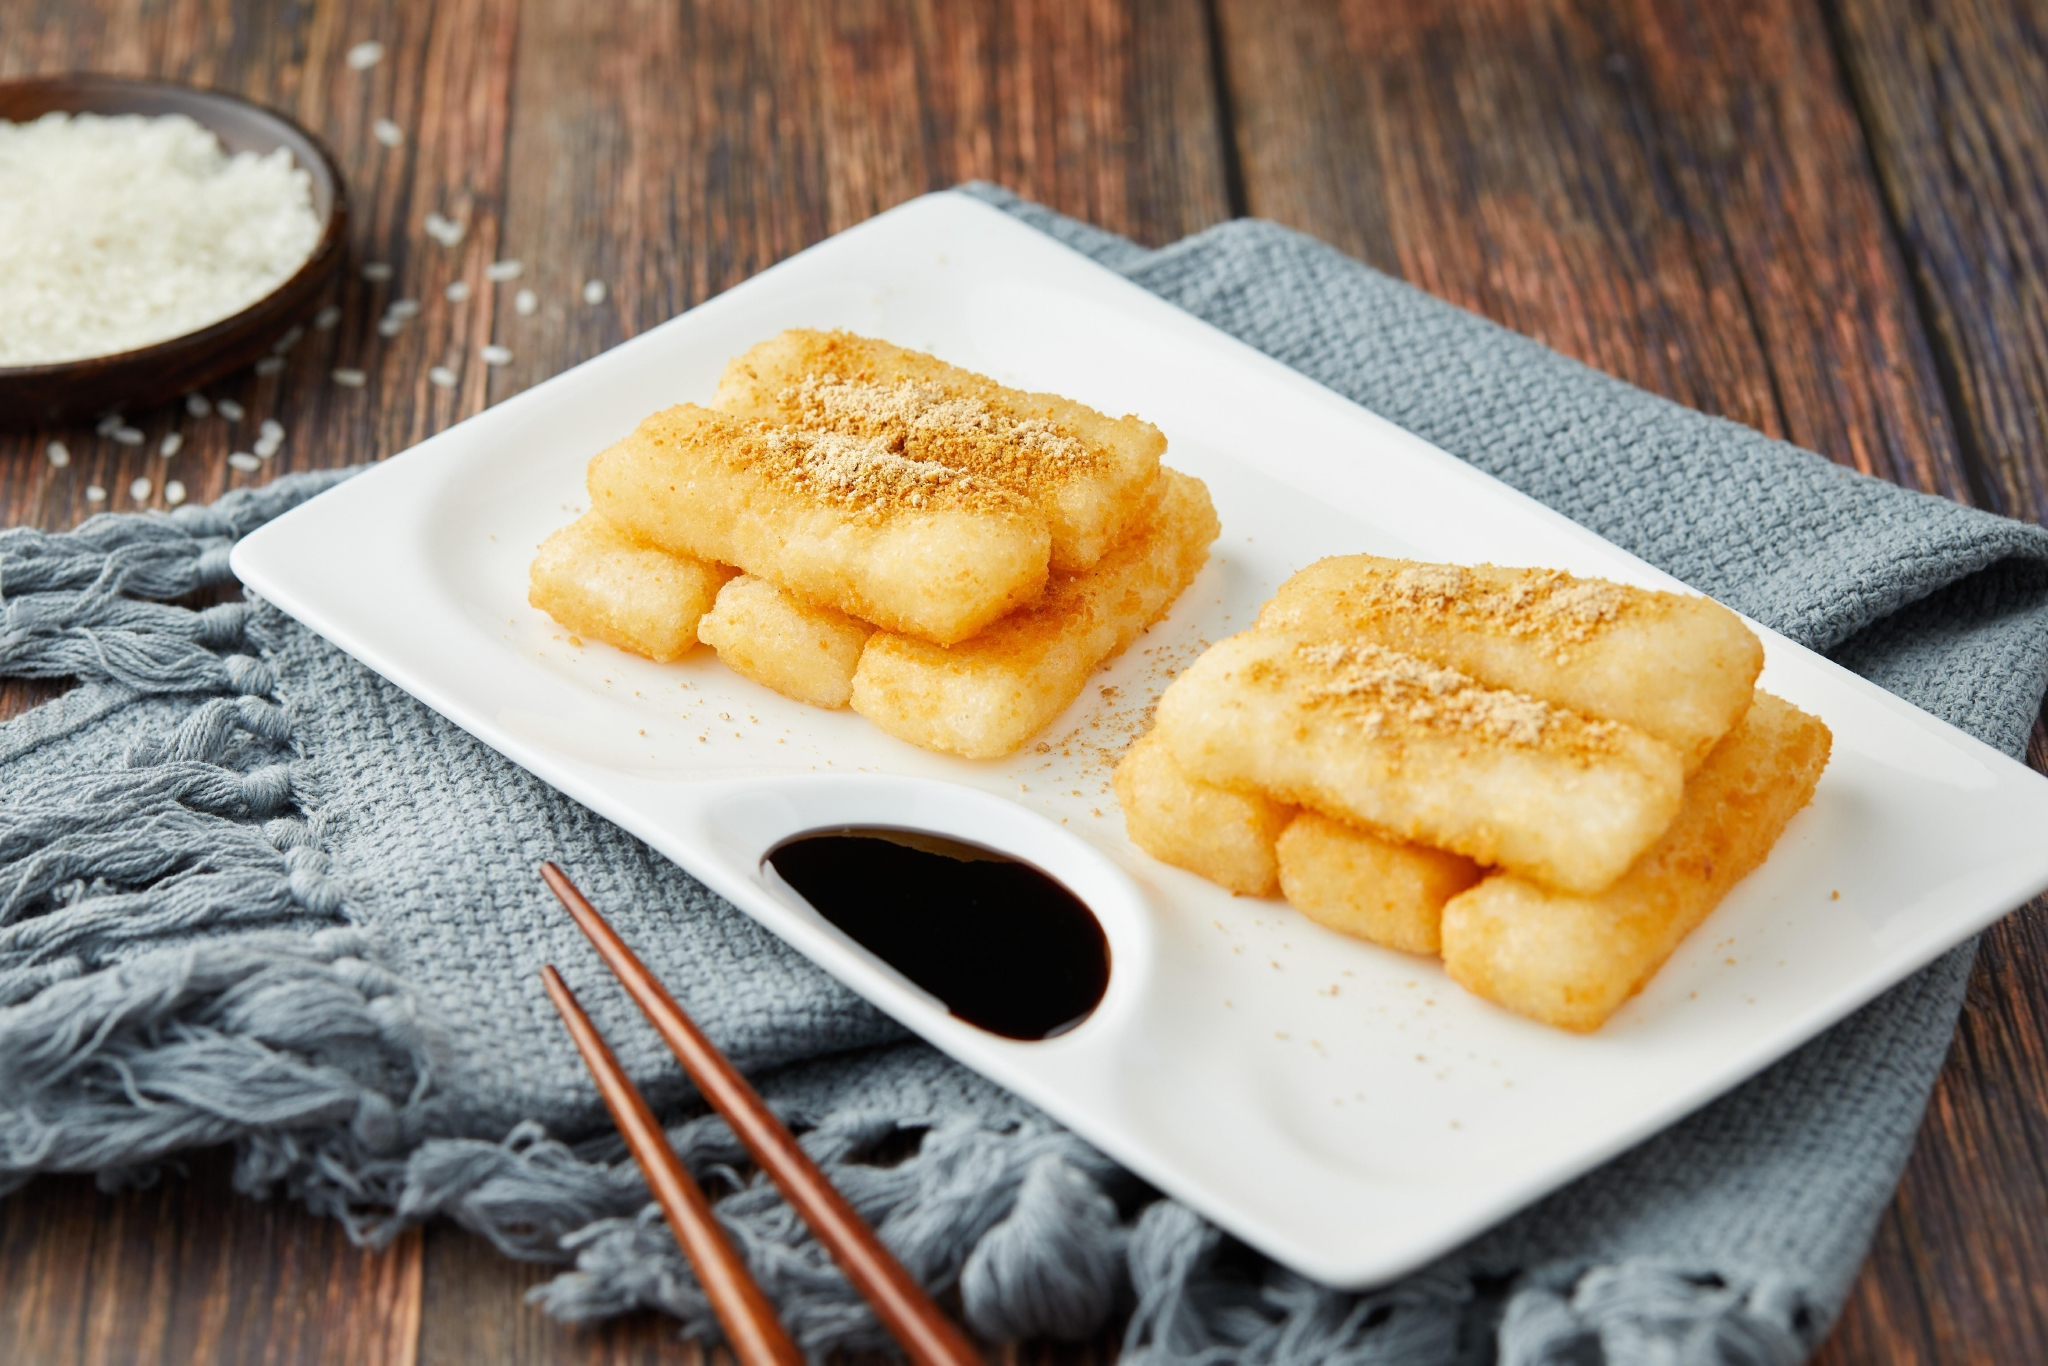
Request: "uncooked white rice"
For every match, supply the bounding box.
[484,259,521,281]
[111,425,143,445]
[372,119,403,147]
[227,452,260,471]
[428,365,457,388]
[159,432,182,457]
[216,398,245,422]
[362,262,393,282]
[46,441,69,467]
[85,485,106,503]
[254,356,286,376]
[582,279,606,305]
[481,344,512,366]
[260,418,284,441]
[444,280,470,302]
[424,212,463,247]
[346,41,384,70]
[0,112,321,366]
[129,477,151,500]
[513,287,537,316]
[314,304,342,330]
[164,480,187,505]
[331,367,366,387]
[185,394,211,417]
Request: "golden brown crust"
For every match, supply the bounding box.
[589,403,1049,645]
[526,512,734,662]
[1113,730,1292,896]
[1440,691,1832,1031]
[1259,555,1764,771]
[851,469,1218,758]
[1275,811,1483,955]
[717,330,1164,570]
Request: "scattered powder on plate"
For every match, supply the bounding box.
[0,112,322,366]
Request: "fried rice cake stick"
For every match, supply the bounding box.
[528,512,734,662]
[852,468,1219,759]
[716,329,1165,573]
[1113,730,1294,896]
[1154,631,1684,894]
[1440,691,1831,1032]
[589,403,1049,646]
[697,574,875,709]
[1257,556,1763,772]
[1276,811,1483,956]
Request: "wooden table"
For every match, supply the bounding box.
[3,1,2045,1360]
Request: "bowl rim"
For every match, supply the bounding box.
[0,73,350,381]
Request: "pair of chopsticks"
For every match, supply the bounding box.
[537,862,985,1366]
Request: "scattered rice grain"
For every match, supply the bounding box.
[331,367,367,387]
[484,259,521,281]
[346,41,384,70]
[111,425,144,445]
[85,484,106,503]
[582,279,606,305]
[46,441,70,467]
[254,355,285,375]
[314,304,341,330]
[361,262,393,282]
[377,316,404,337]
[159,432,182,457]
[129,477,151,500]
[96,413,122,435]
[372,118,403,147]
[444,280,470,302]
[227,452,260,472]
[386,299,419,319]
[513,287,537,316]
[216,398,244,422]
[481,343,512,365]
[423,212,464,247]
[164,480,186,505]
[185,393,212,417]
[254,433,282,458]
[271,323,303,353]
[260,418,284,441]
[428,365,458,388]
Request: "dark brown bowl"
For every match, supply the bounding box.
[0,75,348,430]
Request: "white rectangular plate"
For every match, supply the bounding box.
[233,192,2048,1288]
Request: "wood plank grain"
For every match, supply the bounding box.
[1214,0,1976,501]
[416,1223,704,1365]
[488,0,1229,401]
[1830,0,2048,525]
[0,1150,421,1366]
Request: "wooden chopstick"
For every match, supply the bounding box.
[539,965,804,1366]
[540,862,987,1366]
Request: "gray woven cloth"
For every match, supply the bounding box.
[5,185,2048,1364]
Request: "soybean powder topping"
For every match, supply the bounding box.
[1382,563,1633,644]
[1292,638,1613,751]
[783,373,1097,499]
[0,112,321,366]
[756,427,1011,518]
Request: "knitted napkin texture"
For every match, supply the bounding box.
[4,185,2047,1365]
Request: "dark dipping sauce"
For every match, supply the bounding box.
[765,828,1109,1041]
